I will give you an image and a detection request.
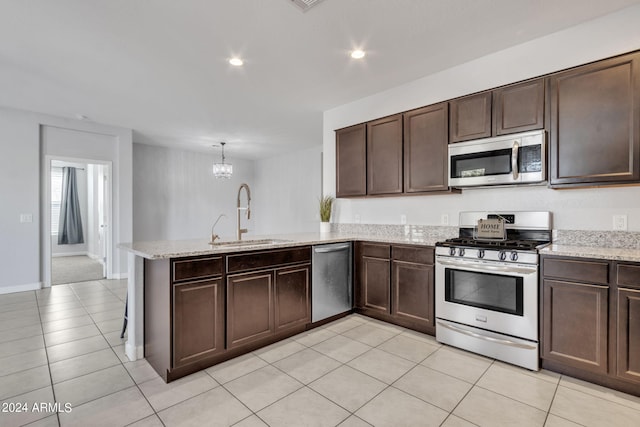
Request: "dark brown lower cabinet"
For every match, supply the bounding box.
[616,287,640,384]
[275,265,311,332]
[355,242,435,334]
[226,271,274,349]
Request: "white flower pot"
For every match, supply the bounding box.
[320,222,331,234]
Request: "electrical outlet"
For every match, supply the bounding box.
[400,214,407,225]
[354,214,361,224]
[441,214,449,225]
[20,214,32,223]
[613,214,628,231]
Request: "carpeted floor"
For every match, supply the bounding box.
[51,255,105,285]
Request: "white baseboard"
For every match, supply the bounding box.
[125,342,144,362]
[52,252,88,258]
[111,273,128,280]
[0,282,42,295]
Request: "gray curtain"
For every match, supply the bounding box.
[58,167,85,245]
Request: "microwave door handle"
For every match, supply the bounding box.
[512,141,519,180]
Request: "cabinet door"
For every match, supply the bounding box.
[226,271,274,349]
[617,288,640,384]
[449,91,492,143]
[542,279,609,374]
[367,114,403,195]
[173,279,224,368]
[404,103,449,193]
[336,124,367,197]
[392,260,434,330]
[361,256,390,313]
[274,264,310,332]
[493,79,545,135]
[548,52,640,186]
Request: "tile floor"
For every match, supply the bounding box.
[1,280,639,426]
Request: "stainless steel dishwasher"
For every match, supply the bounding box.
[312,242,353,322]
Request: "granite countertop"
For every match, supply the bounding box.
[540,244,640,262]
[119,232,444,259]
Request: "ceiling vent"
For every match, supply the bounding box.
[289,0,325,12]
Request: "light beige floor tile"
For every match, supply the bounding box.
[337,416,372,427]
[233,415,268,427]
[123,358,161,384]
[377,333,440,362]
[0,307,39,321]
[225,365,302,412]
[49,348,121,383]
[0,314,42,332]
[139,371,219,411]
[273,348,341,384]
[394,365,472,411]
[112,344,130,363]
[36,294,79,306]
[347,348,415,384]
[0,334,44,358]
[0,292,37,305]
[94,317,124,334]
[441,415,478,427]
[0,348,48,376]
[158,387,251,427]
[356,386,448,427]
[47,335,109,363]
[477,363,557,411]
[454,386,547,427]
[400,329,441,345]
[24,414,61,427]
[84,301,125,314]
[421,346,492,383]
[0,365,51,400]
[0,324,42,344]
[0,386,56,427]
[342,323,398,346]
[206,353,268,384]
[359,316,406,333]
[0,301,37,313]
[559,375,640,411]
[41,315,94,333]
[312,334,372,363]
[44,324,101,347]
[127,414,165,427]
[324,317,365,334]
[102,330,127,347]
[492,361,561,385]
[89,308,123,323]
[53,364,134,407]
[309,365,386,412]
[550,385,640,427]
[544,414,583,427]
[258,387,350,427]
[253,338,306,363]
[39,307,88,323]
[38,300,84,314]
[294,327,337,347]
[59,386,153,427]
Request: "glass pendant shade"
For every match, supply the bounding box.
[213,142,233,179]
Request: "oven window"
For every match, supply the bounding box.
[450,148,512,178]
[444,268,523,316]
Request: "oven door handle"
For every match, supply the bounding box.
[437,321,536,350]
[436,258,537,275]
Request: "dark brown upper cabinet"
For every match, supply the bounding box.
[367,114,403,195]
[449,91,492,143]
[335,123,367,197]
[548,52,640,187]
[403,103,449,193]
[493,79,545,135]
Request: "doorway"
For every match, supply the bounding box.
[44,156,112,287]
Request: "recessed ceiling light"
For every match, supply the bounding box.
[350,50,365,59]
[229,58,244,66]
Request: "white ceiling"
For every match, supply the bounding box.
[2,0,640,159]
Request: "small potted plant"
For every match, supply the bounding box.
[319,195,334,233]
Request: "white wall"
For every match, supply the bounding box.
[253,145,323,235]
[323,5,640,232]
[132,143,255,241]
[0,106,132,293]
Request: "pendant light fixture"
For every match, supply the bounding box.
[213,142,233,179]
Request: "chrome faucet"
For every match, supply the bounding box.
[236,183,251,240]
[209,214,226,244]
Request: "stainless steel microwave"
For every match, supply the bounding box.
[448,130,546,187]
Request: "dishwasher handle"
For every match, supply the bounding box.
[314,243,351,253]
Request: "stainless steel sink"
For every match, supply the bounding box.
[209,238,291,247]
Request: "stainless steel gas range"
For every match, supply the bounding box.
[435,211,551,371]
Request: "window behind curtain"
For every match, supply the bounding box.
[51,166,63,234]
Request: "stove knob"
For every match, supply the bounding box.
[458,248,465,256]
[449,247,456,256]
[510,251,519,261]
[499,251,507,261]
[477,249,485,259]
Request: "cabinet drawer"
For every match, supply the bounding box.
[542,257,609,285]
[172,256,223,282]
[392,245,434,264]
[227,247,311,274]
[360,243,391,259]
[617,263,640,289]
